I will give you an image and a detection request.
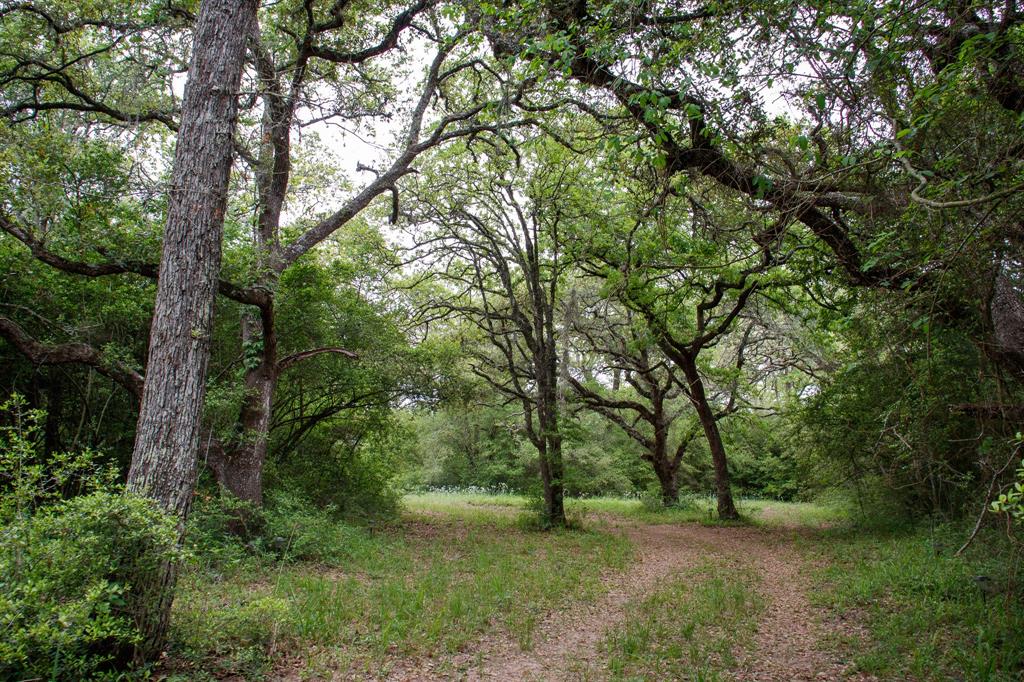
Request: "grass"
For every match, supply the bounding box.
[166,496,632,680]
[812,523,1024,681]
[580,495,848,527]
[170,488,1013,680]
[402,489,529,517]
[598,562,763,681]
[404,489,849,528]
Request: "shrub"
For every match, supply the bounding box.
[799,326,989,519]
[261,490,379,564]
[0,394,179,679]
[184,487,380,570]
[991,459,1024,526]
[0,394,118,525]
[266,415,406,520]
[183,489,254,573]
[0,491,179,680]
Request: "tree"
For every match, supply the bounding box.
[404,143,581,526]
[199,7,534,508]
[126,0,256,518]
[0,1,533,514]
[126,0,257,657]
[481,0,903,288]
[567,297,752,505]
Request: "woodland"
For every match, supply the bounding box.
[1,0,1024,679]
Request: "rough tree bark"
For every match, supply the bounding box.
[210,309,277,519]
[125,0,257,659]
[536,350,566,526]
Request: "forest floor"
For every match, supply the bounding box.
[166,493,1019,681]
[384,499,871,681]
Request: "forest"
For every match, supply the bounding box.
[1,0,1023,679]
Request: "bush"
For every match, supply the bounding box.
[185,487,380,570]
[0,394,119,524]
[261,490,379,564]
[0,394,179,679]
[991,459,1024,528]
[266,415,407,520]
[0,491,179,680]
[183,489,254,573]
[799,325,992,519]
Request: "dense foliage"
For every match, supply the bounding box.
[0,398,179,678]
[2,0,1024,675]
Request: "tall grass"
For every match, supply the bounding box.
[815,524,1024,681]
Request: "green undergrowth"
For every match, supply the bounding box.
[166,494,631,680]
[597,562,763,681]
[814,523,1024,681]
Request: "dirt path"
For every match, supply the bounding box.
[732,532,874,682]
[388,521,870,681]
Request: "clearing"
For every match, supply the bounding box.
[166,493,1015,681]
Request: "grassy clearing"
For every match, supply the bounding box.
[165,491,847,679]
[596,562,763,681]
[166,499,631,680]
[404,489,848,528]
[814,524,1024,682]
[571,494,848,528]
[402,489,528,518]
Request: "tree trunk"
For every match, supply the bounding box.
[679,356,738,519]
[539,349,566,527]
[533,406,567,527]
[650,386,679,506]
[218,311,276,507]
[653,458,680,506]
[223,370,273,506]
[125,0,256,660]
[210,311,277,534]
[543,431,566,526]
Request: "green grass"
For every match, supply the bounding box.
[164,490,850,679]
[404,489,849,528]
[402,489,529,518]
[167,499,631,680]
[736,498,851,528]
[813,524,1024,681]
[598,562,763,681]
[571,494,848,528]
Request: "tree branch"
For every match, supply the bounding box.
[0,213,270,308]
[277,346,358,372]
[0,316,143,399]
